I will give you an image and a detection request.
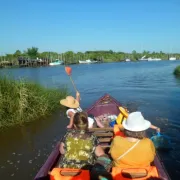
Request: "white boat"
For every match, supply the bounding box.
[169,57,176,61]
[79,59,98,64]
[139,56,148,61]
[139,56,161,61]
[125,58,131,62]
[49,59,63,66]
[147,57,161,61]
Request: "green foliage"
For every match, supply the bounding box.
[1,48,180,65]
[14,50,21,57]
[174,66,180,76]
[0,76,68,129]
[64,51,76,64]
[26,47,39,59]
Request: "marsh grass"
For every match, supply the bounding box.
[0,76,68,128]
[174,65,180,76]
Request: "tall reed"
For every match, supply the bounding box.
[0,76,68,128]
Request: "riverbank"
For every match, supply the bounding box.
[0,76,68,129]
[174,65,180,76]
[1,48,180,68]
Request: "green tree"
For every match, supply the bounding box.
[64,51,75,64]
[27,47,39,59]
[132,50,139,60]
[14,50,21,57]
[40,52,50,59]
[76,52,84,60]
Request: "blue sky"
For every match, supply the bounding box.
[1,0,180,54]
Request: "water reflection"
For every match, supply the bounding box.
[174,76,180,86]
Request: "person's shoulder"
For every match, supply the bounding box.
[64,129,76,136]
[113,136,125,143]
[142,137,152,141]
[142,138,154,145]
[67,108,75,113]
[66,109,76,116]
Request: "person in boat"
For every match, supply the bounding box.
[60,91,104,128]
[110,111,155,168]
[115,107,160,136]
[58,111,111,170]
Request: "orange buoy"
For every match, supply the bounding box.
[65,66,72,76]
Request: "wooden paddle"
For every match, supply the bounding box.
[65,66,78,92]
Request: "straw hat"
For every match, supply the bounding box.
[122,112,151,132]
[60,96,79,108]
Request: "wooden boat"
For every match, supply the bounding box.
[34,94,171,180]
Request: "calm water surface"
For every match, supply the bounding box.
[0,61,180,180]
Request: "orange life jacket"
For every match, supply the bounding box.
[113,124,126,138]
[49,168,90,180]
[111,166,159,180]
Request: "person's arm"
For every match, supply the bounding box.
[67,111,75,129]
[59,142,65,154]
[95,145,105,157]
[94,117,104,128]
[59,132,68,154]
[150,124,160,133]
[93,134,105,157]
[76,91,80,102]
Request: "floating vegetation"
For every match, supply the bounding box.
[174,65,180,77]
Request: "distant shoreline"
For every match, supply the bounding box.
[0,58,179,69]
[1,48,180,68]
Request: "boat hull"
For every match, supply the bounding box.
[49,62,63,66]
[169,57,176,61]
[34,94,171,180]
[49,60,63,66]
[79,60,98,64]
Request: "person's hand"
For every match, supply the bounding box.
[76,91,80,97]
[156,127,160,133]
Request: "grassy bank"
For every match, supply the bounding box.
[0,76,68,128]
[174,65,180,76]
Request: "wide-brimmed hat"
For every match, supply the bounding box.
[122,112,151,132]
[60,96,79,108]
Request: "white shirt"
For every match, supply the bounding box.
[66,107,94,128]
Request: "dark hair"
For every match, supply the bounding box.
[73,111,88,130]
[124,129,145,139]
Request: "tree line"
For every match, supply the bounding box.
[0,47,180,65]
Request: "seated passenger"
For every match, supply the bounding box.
[110,112,155,168]
[58,111,107,169]
[115,107,160,137]
[60,91,103,128]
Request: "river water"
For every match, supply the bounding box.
[0,61,180,180]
